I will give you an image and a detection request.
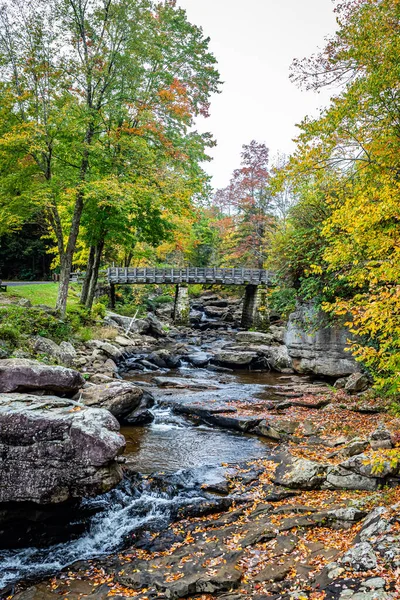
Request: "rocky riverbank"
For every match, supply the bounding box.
[0,290,399,599]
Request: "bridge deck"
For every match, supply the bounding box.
[107,267,271,285]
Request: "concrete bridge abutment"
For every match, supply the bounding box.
[173,284,190,325]
[241,284,269,330]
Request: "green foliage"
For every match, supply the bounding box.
[66,306,94,331]
[0,306,72,343]
[0,324,20,346]
[92,301,107,320]
[267,287,296,320]
[0,0,220,313]
[152,295,174,305]
[268,0,400,396]
[76,327,93,343]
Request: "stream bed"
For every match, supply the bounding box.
[0,366,288,592]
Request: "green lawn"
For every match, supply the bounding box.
[5,283,81,307]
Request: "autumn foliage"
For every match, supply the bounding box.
[270,0,400,396]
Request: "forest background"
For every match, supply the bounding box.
[0,0,399,397]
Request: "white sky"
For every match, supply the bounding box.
[177,0,338,189]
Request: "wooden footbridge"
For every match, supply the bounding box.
[104,267,272,329]
[107,267,271,286]
[70,267,272,328]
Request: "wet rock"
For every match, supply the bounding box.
[186,352,212,367]
[344,372,370,394]
[214,350,257,367]
[189,310,203,324]
[205,299,229,308]
[176,497,235,519]
[148,349,181,369]
[340,542,378,571]
[78,381,143,420]
[153,376,221,390]
[0,393,125,503]
[204,412,262,433]
[204,306,227,318]
[274,453,328,489]
[123,392,155,425]
[0,358,84,395]
[123,407,154,425]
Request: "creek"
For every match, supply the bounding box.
[0,360,289,592]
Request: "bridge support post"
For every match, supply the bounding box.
[241,284,269,330]
[173,284,190,325]
[110,283,116,309]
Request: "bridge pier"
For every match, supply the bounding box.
[110,283,116,309]
[173,284,190,325]
[241,284,269,330]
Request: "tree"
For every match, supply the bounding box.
[213,141,274,268]
[0,0,220,314]
[271,0,400,395]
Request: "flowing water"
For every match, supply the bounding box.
[0,364,289,592]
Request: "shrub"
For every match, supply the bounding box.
[0,306,72,343]
[0,324,20,346]
[268,287,297,320]
[92,301,107,320]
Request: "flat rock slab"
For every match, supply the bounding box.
[0,394,125,504]
[116,545,243,600]
[0,358,84,395]
[158,396,262,432]
[153,376,222,390]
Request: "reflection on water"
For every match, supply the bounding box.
[121,407,270,473]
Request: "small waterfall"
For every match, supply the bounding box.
[0,475,205,591]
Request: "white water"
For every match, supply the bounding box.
[0,476,207,590]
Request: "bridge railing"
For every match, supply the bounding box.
[107,267,271,285]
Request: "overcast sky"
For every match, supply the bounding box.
[177,0,338,189]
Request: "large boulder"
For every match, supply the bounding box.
[213,351,257,367]
[267,345,293,371]
[344,372,370,394]
[78,381,143,420]
[285,302,358,377]
[0,394,125,504]
[0,358,84,395]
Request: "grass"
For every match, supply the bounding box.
[4,283,80,307]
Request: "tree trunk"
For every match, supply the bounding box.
[80,246,95,305]
[55,123,94,316]
[86,240,105,310]
[56,254,72,316]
